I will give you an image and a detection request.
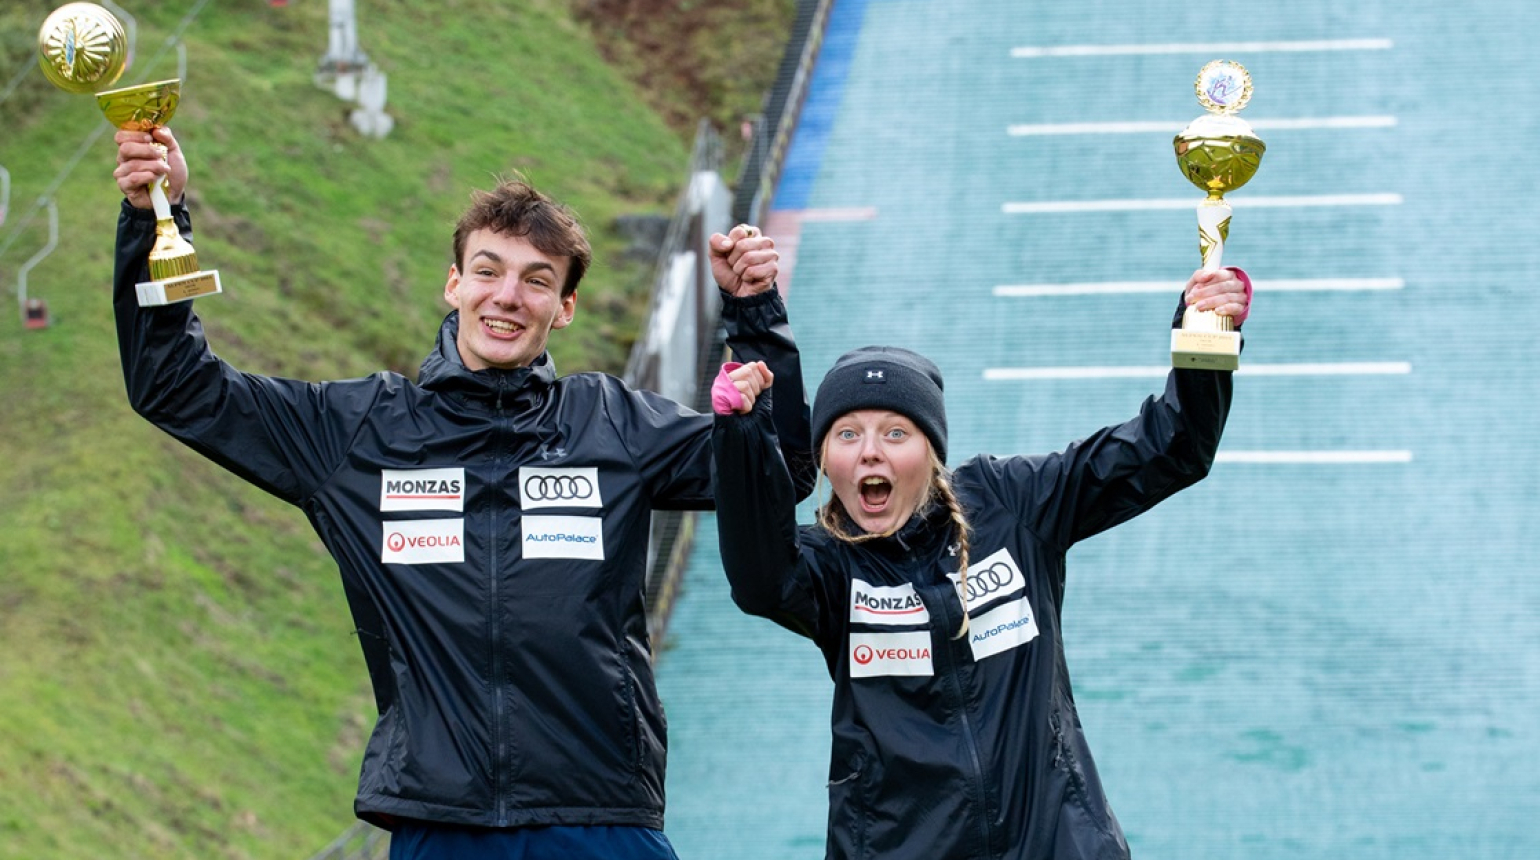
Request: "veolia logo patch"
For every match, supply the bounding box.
[381,519,465,564]
[849,631,933,678]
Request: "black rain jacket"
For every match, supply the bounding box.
[712,338,1232,860]
[113,201,812,830]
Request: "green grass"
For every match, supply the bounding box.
[0,1,789,856]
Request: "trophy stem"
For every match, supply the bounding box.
[145,176,200,281]
[1173,196,1240,370]
[1196,198,1231,273]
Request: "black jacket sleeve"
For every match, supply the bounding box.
[113,201,366,504]
[979,295,1235,549]
[719,288,815,501]
[711,391,827,642]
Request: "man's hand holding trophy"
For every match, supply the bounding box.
[38,2,221,306]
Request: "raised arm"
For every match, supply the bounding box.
[992,268,1248,547]
[112,131,364,504]
[711,226,815,501]
[711,362,826,641]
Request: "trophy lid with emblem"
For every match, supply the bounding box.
[37,2,127,94]
[1175,60,1266,199]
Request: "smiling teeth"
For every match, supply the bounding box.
[862,477,887,485]
[485,320,518,333]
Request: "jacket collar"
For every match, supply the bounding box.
[418,311,557,402]
[837,499,953,560]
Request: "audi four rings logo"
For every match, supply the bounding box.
[965,562,1018,601]
[523,474,594,501]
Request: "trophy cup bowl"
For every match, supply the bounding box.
[37,3,221,305]
[1175,113,1265,201]
[37,2,126,94]
[1170,60,1264,371]
[96,79,180,132]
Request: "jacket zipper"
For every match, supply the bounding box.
[937,574,994,857]
[492,377,509,825]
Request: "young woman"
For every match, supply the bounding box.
[709,267,1250,860]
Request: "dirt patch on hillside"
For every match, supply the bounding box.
[576,0,798,155]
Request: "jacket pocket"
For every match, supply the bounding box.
[827,749,869,859]
[1049,708,1119,840]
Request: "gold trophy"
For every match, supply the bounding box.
[1172,60,1264,371]
[38,2,222,306]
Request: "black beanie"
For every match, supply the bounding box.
[812,346,948,463]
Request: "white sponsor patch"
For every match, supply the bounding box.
[522,515,605,560]
[967,598,1040,661]
[849,579,930,626]
[380,468,465,513]
[849,631,934,678]
[382,518,465,564]
[950,546,1026,614]
[519,467,603,510]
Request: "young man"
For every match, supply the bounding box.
[112,127,812,859]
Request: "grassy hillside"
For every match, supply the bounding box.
[0,1,792,857]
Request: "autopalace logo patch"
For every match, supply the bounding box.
[522,515,605,560]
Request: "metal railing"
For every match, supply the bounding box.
[14,198,56,326]
[732,0,836,227]
[305,821,388,860]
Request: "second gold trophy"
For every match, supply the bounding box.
[1172,60,1264,371]
[38,2,222,306]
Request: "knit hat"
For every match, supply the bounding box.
[812,346,948,463]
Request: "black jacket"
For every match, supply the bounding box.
[713,358,1232,860]
[113,201,812,830]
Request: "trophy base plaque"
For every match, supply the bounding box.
[137,271,223,306]
[1171,328,1240,371]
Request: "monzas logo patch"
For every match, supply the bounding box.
[849,630,933,678]
[519,467,602,510]
[849,579,930,626]
[380,468,465,513]
[382,518,465,564]
[523,515,605,561]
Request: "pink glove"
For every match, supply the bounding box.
[711,362,745,415]
[1226,266,1253,326]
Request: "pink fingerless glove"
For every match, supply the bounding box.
[1226,266,1253,326]
[711,362,745,415]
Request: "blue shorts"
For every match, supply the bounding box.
[388,823,681,860]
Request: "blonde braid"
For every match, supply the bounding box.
[929,453,972,640]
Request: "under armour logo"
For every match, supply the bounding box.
[538,444,567,461]
[864,369,885,382]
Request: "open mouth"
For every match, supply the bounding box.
[859,476,892,512]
